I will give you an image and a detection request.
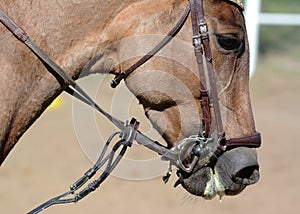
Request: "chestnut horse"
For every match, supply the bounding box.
[0,0,260,199]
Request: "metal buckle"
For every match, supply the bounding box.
[199,20,208,39]
[193,35,201,47]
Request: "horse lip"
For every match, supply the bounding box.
[179,167,210,197]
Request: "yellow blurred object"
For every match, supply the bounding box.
[48,96,63,110]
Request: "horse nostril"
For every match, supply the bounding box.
[234,165,260,185]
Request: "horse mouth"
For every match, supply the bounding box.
[179,147,260,199]
[179,165,226,199]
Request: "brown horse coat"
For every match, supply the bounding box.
[0,0,260,199]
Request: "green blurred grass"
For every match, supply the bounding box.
[241,0,300,54]
[259,0,300,54]
[261,0,300,13]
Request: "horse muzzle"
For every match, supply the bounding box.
[178,146,260,199]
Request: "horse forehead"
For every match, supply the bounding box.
[205,0,243,29]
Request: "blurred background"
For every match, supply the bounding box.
[1,0,300,213]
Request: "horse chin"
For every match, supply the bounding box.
[180,147,260,199]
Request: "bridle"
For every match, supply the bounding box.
[0,0,261,213]
[112,0,261,171]
[187,0,261,166]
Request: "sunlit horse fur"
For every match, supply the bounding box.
[0,0,260,199]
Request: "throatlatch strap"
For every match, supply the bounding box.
[110,4,191,88]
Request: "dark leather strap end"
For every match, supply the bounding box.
[225,132,262,149]
[110,74,125,88]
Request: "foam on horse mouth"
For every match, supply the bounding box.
[179,165,227,200]
[203,168,226,200]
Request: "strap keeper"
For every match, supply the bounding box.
[200,90,209,99]
[199,20,208,40]
[123,118,140,147]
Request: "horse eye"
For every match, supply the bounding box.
[217,35,241,51]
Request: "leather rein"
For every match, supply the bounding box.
[0,0,261,213]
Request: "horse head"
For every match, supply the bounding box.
[119,0,260,199]
[0,0,260,201]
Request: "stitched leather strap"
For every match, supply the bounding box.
[190,0,211,137]
[190,0,261,151]
[110,4,191,88]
